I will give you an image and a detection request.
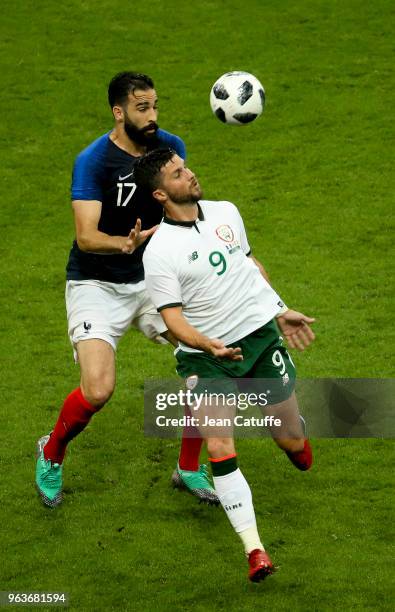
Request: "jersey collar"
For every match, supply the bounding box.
[163,203,205,228]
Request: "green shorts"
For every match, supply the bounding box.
[176,320,296,405]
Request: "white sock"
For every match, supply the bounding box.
[213,468,264,554]
[238,526,265,555]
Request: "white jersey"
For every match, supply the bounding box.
[143,200,284,352]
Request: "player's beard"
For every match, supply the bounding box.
[124,115,159,147]
[171,186,203,205]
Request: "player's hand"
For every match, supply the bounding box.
[208,338,243,361]
[122,218,158,254]
[276,310,315,351]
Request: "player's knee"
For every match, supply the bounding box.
[82,381,114,408]
[206,438,234,459]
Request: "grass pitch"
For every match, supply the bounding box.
[0,1,394,610]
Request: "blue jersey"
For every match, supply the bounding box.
[66,129,186,283]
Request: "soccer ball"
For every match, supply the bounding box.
[210,71,265,125]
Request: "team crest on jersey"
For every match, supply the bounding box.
[185,374,199,390]
[216,225,234,242]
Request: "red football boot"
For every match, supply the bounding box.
[286,439,313,471]
[248,549,275,583]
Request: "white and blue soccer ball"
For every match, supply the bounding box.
[210,71,265,125]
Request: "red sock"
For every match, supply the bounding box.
[178,406,203,471]
[44,387,97,464]
[286,439,313,471]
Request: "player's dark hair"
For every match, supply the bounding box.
[108,72,154,107]
[134,148,176,193]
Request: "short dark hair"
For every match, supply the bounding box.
[133,148,176,194]
[108,71,154,108]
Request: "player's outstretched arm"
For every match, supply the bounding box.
[73,201,156,254]
[276,310,315,351]
[160,306,243,361]
[247,255,315,351]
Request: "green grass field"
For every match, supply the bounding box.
[0,0,394,610]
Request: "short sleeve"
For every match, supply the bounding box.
[143,248,182,311]
[71,135,108,201]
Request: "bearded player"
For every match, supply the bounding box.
[35,73,217,507]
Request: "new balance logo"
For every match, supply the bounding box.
[83,322,92,333]
[188,251,199,263]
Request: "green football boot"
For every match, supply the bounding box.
[35,434,63,508]
[172,463,219,506]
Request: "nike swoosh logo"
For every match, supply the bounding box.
[118,172,134,181]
